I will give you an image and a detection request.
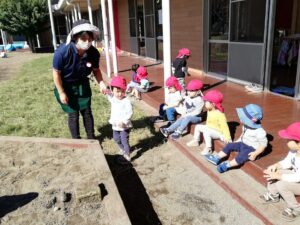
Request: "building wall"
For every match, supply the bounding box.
[170,0,204,70]
[117,0,130,52]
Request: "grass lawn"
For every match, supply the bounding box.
[0,54,162,154]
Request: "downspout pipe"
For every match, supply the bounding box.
[101,0,112,77]
[47,0,57,50]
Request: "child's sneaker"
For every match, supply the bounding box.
[258,192,280,204]
[217,161,230,173]
[282,207,300,222]
[186,139,199,147]
[123,153,131,162]
[119,148,125,155]
[201,147,212,155]
[204,154,220,165]
[171,131,181,140]
[160,127,170,137]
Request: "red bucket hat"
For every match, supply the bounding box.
[203,90,224,112]
[176,48,190,58]
[186,79,203,91]
[165,76,183,91]
[110,75,127,90]
[278,122,300,141]
[136,66,148,79]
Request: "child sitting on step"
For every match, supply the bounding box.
[155,76,183,124]
[259,122,300,222]
[126,66,149,100]
[204,104,267,173]
[160,79,204,141]
[186,90,232,155]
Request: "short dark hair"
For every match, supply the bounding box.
[131,64,140,72]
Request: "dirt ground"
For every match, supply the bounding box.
[0,140,110,225]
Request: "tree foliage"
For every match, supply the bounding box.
[0,0,49,38]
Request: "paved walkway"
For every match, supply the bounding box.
[99,53,300,224]
[100,52,300,185]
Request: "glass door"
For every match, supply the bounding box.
[207,0,230,76]
[144,0,156,59]
[228,0,268,84]
[128,0,139,54]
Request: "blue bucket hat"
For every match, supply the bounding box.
[236,104,263,129]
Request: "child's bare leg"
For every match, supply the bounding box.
[216,150,227,159]
[228,158,239,167]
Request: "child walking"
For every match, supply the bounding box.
[160,79,204,140]
[205,104,268,173]
[126,66,149,99]
[172,48,190,89]
[260,122,300,222]
[155,76,183,124]
[106,75,133,162]
[186,90,232,155]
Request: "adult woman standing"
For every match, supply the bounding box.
[52,19,106,139]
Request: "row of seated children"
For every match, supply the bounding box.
[155,75,300,222]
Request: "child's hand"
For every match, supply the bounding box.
[117,122,126,128]
[248,152,257,161]
[263,170,281,181]
[265,164,278,173]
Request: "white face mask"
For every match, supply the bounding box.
[76,39,92,50]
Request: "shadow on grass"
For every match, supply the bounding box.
[105,155,162,225]
[97,116,165,160]
[0,192,38,218]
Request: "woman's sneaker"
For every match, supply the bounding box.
[259,192,280,204]
[282,207,300,222]
[186,139,199,147]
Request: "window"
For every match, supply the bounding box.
[145,15,154,38]
[209,0,229,40]
[230,0,266,42]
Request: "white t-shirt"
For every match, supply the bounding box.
[279,150,300,183]
[236,126,268,149]
[166,91,182,109]
[107,95,133,131]
[176,95,204,117]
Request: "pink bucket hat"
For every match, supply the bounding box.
[165,76,183,91]
[110,75,127,90]
[203,90,224,112]
[176,48,190,58]
[278,122,300,141]
[186,79,203,91]
[136,66,148,79]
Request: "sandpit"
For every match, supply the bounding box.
[0,136,130,225]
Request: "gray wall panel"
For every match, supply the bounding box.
[145,38,156,59]
[228,43,263,84]
[130,37,139,55]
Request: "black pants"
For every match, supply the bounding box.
[67,107,95,139]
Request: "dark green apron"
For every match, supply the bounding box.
[54,80,92,113]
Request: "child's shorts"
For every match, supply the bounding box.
[222,142,255,164]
